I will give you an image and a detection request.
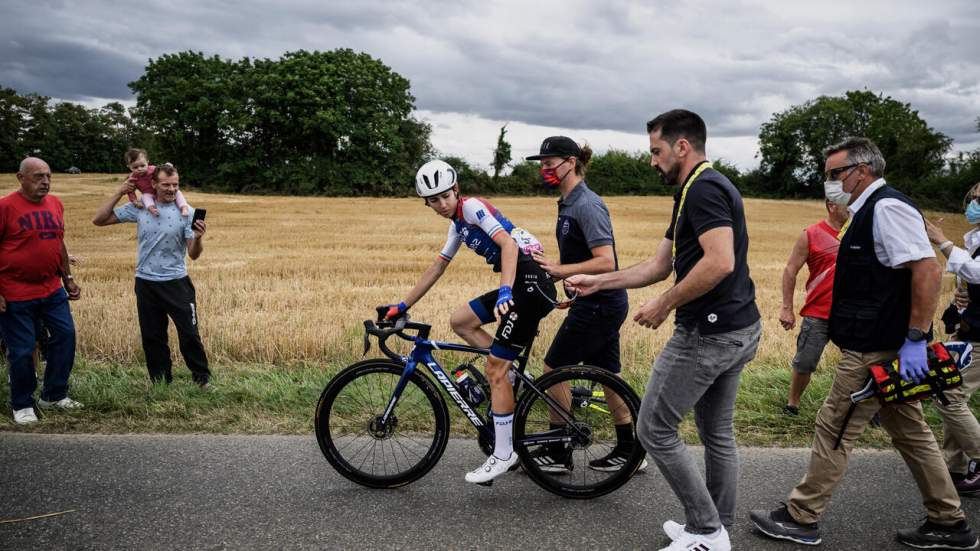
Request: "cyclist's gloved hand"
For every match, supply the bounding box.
[898,337,929,384]
[495,285,513,317]
[384,301,408,320]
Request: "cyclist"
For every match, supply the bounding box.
[383,159,557,484]
[525,136,647,473]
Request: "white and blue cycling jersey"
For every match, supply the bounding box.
[438,197,541,271]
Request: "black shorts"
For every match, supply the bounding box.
[468,259,556,361]
[544,299,628,373]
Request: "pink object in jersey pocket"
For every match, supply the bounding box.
[511,227,544,255]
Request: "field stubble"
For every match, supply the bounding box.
[0,174,974,441]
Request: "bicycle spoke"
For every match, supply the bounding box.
[320,364,445,484]
[514,368,642,498]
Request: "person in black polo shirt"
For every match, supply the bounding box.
[568,110,760,551]
[525,135,646,474]
[751,138,976,550]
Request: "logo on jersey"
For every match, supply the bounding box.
[476,209,486,220]
[561,220,570,236]
[707,313,718,324]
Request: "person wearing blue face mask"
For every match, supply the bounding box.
[923,185,980,498]
[752,138,976,550]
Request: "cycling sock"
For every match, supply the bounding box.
[492,411,514,459]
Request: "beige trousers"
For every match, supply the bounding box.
[934,347,980,474]
[786,349,965,525]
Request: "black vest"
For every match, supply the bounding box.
[960,246,980,341]
[829,185,917,352]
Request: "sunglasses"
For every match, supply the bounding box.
[825,162,865,180]
[533,278,579,309]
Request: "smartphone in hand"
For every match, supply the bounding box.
[192,208,207,223]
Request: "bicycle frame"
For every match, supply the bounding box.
[370,321,590,447]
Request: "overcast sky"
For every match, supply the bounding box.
[2,0,978,171]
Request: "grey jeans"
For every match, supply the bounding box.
[637,319,761,534]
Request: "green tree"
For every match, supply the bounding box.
[129,49,430,194]
[757,90,952,197]
[0,86,27,171]
[587,149,664,195]
[492,124,511,180]
[129,51,237,186]
[19,93,55,163]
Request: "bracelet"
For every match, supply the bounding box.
[63,275,74,280]
[940,240,954,253]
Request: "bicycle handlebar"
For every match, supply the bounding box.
[363,309,432,361]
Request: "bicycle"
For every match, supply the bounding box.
[314,307,646,499]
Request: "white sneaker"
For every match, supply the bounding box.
[13,407,38,424]
[663,520,685,540]
[659,527,730,551]
[37,397,83,409]
[465,454,519,484]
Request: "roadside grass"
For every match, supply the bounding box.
[2,355,974,448]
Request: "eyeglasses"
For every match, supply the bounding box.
[825,163,864,180]
[533,278,579,309]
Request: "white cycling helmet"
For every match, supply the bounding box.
[415,159,458,198]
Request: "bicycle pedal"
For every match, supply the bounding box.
[476,480,493,487]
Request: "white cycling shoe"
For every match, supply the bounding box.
[659,526,730,551]
[465,453,519,485]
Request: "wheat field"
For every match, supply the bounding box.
[0,173,967,378]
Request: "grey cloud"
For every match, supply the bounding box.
[0,36,142,100]
[1,0,978,148]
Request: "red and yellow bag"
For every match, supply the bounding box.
[834,343,963,450]
[868,342,962,406]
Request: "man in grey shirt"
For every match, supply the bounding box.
[92,163,211,387]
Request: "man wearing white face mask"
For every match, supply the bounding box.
[752,138,976,550]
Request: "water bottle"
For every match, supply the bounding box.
[454,366,486,407]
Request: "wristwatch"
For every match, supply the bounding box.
[907,328,927,342]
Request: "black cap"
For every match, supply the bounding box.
[526,136,581,160]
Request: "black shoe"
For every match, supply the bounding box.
[955,467,980,497]
[782,404,800,416]
[588,446,649,472]
[527,447,573,474]
[750,503,821,546]
[896,520,978,549]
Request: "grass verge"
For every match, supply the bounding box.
[1,357,976,448]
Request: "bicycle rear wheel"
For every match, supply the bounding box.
[315,360,450,488]
[514,366,644,499]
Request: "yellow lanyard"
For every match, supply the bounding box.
[671,161,713,260]
[837,217,851,240]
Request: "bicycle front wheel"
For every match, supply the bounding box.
[315,360,450,488]
[514,366,644,499]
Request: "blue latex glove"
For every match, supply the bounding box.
[384,301,408,320]
[898,338,929,384]
[495,285,513,316]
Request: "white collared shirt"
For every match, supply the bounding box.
[847,178,934,268]
[946,227,980,284]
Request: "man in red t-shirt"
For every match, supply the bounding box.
[0,157,82,424]
[778,200,849,415]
